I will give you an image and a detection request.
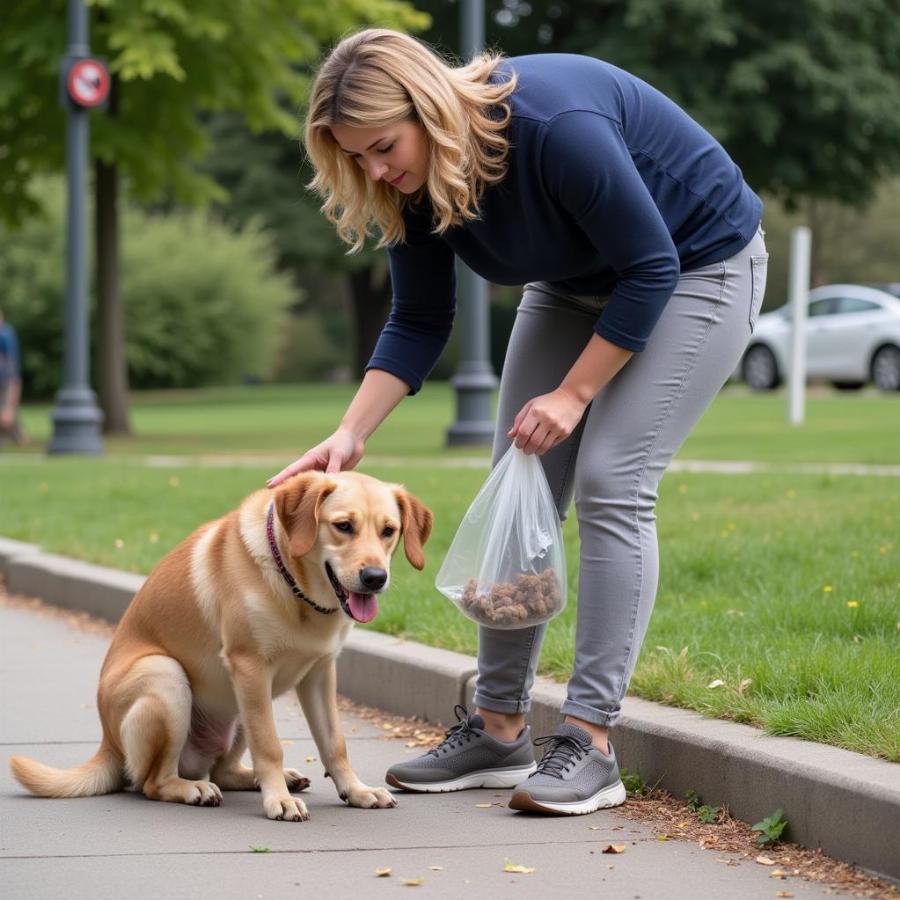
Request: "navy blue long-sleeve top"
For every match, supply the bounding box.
[367,53,763,394]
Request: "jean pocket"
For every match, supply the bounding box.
[749,254,769,332]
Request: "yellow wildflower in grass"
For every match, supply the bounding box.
[822,585,833,593]
[847,600,860,609]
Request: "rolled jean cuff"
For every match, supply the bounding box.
[472,689,532,716]
[561,698,620,728]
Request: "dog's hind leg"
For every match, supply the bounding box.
[119,655,222,807]
[211,725,310,792]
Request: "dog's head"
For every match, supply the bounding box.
[273,471,433,623]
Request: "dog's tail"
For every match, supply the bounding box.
[9,742,123,798]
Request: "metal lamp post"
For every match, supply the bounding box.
[48,0,105,455]
[445,0,498,447]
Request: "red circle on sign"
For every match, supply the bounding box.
[67,59,110,108]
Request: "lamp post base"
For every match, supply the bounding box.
[446,368,497,447]
[48,386,104,455]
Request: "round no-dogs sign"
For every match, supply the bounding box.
[67,58,110,108]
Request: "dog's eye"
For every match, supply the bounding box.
[334,521,354,534]
[382,526,396,538]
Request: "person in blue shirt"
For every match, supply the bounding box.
[0,308,26,446]
[269,28,768,815]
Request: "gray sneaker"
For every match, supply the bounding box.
[385,705,537,792]
[508,723,626,815]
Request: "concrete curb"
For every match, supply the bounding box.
[1,540,897,882]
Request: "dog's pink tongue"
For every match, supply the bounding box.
[348,592,378,623]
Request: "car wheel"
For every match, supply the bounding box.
[872,344,900,392]
[831,381,865,391]
[743,344,780,391]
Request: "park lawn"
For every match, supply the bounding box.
[1,451,897,761]
[11,381,900,463]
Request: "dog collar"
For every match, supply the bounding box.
[266,502,336,615]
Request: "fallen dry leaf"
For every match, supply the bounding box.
[707,678,725,689]
[775,892,794,898]
[603,844,626,854]
[374,868,391,877]
[756,855,776,866]
[304,755,316,763]
[503,860,536,874]
[475,803,493,808]
[656,835,670,841]
[770,869,787,879]
[428,866,444,871]
[402,878,425,886]
[588,825,602,831]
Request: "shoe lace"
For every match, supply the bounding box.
[427,704,480,757]
[532,733,589,777]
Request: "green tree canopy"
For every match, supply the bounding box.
[0,0,428,226]
[419,0,900,209]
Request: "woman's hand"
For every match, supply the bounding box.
[266,426,365,487]
[508,386,589,455]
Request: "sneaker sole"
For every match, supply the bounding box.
[385,763,538,793]
[508,779,627,815]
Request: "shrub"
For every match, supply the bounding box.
[0,180,297,397]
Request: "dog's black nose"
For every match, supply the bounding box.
[359,567,387,591]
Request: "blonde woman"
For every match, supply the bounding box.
[269,28,767,816]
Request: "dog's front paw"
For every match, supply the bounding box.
[283,768,311,792]
[343,784,398,809]
[263,794,309,821]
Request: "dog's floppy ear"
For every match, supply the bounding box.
[274,473,337,559]
[393,488,433,571]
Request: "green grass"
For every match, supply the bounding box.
[2,384,899,760]
[10,381,900,463]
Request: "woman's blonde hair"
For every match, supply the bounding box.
[304,28,517,252]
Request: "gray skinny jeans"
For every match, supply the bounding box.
[473,227,768,728]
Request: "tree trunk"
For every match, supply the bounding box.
[95,77,131,435]
[348,265,392,378]
[805,197,845,288]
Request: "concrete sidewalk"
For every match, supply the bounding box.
[1,600,863,900]
[3,538,899,886]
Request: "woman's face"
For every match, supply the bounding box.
[331,120,429,194]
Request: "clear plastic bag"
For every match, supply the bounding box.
[435,445,567,629]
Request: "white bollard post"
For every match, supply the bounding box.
[788,227,811,426]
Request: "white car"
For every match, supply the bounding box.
[741,283,900,392]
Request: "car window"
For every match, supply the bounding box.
[808,298,837,317]
[834,297,881,314]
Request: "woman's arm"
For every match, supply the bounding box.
[560,333,633,404]
[509,334,633,455]
[267,368,409,484]
[340,368,411,442]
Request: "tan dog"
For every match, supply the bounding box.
[10,471,432,821]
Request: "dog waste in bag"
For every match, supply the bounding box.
[435,445,567,629]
